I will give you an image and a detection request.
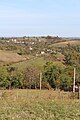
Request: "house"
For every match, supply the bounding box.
[29,47,33,51]
[41,51,45,55]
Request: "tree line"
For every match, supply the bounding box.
[0,63,79,90]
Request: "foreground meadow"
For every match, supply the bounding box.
[0,89,80,120]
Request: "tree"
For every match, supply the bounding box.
[10,71,24,89]
[63,46,80,66]
[7,67,24,89]
[43,62,75,90]
[59,74,72,90]
[0,67,10,89]
[22,66,40,89]
[43,62,61,88]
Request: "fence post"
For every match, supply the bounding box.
[73,67,76,93]
[40,72,42,90]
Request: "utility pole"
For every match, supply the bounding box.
[73,67,76,93]
[40,72,42,90]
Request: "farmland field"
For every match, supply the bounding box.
[49,40,80,47]
[0,89,80,120]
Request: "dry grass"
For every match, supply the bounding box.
[50,40,80,47]
[0,89,80,120]
[0,50,26,64]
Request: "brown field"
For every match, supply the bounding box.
[0,50,26,64]
[50,40,80,47]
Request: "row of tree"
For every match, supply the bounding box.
[0,62,79,90]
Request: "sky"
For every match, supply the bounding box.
[0,0,80,37]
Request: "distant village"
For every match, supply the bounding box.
[0,36,70,58]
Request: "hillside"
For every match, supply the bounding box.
[49,40,80,47]
[0,50,26,64]
[0,37,79,90]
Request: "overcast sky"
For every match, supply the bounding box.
[0,0,80,37]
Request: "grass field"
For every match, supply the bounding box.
[0,50,26,64]
[11,57,46,71]
[0,89,80,120]
[50,40,80,47]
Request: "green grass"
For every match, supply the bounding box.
[11,57,46,70]
[0,89,80,120]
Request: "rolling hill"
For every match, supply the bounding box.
[0,50,26,64]
[50,40,80,47]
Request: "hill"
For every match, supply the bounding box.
[49,40,80,47]
[0,50,26,64]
